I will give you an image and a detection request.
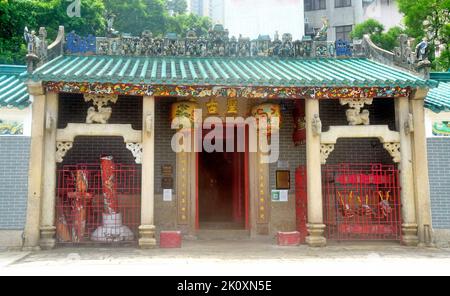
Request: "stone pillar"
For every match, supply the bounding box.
[23,81,47,250]
[396,97,419,246]
[139,96,157,248]
[410,90,433,246]
[305,99,326,247]
[39,92,58,249]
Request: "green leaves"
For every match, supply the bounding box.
[350,19,404,52]
[397,0,450,71]
[350,19,385,39]
[0,0,211,64]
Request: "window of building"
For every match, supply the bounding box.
[336,25,353,41]
[305,0,326,11]
[335,0,352,8]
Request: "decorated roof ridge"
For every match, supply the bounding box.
[27,55,437,89]
[24,24,433,81]
[64,29,355,59]
[0,65,30,109]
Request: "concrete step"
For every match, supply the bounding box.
[196,229,250,240]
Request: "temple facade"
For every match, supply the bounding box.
[19,24,438,249]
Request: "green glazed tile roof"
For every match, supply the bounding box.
[0,65,29,109]
[426,82,450,113]
[29,55,437,88]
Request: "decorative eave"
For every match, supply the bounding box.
[0,65,30,109]
[425,81,450,113]
[27,54,437,99]
[44,81,412,99]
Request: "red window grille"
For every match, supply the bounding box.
[322,163,402,241]
[56,163,141,245]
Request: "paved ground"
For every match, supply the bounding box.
[1,240,450,276]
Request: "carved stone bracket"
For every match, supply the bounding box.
[340,98,373,126]
[126,143,143,164]
[383,142,401,163]
[321,144,335,164]
[84,94,118,124]
[56,142,73,163]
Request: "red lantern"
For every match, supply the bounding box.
[293,100,306,146]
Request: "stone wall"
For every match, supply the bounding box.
[427,138,450,230]
[268,100,305,235]
[154,99,178,233]
[0,136,30,248]
[0,136,30,230]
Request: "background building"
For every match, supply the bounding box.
[188,0,225,25]
[224,0,305,39]
[305,0,403,41]
[190,0,305,39]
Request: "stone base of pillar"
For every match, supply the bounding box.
[39,226,56,250]
[306,223,327,247]
[138,225,157,249]
[402,223,419,246]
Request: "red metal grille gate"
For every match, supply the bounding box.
[296,164,402,242]
[56,164,141,245]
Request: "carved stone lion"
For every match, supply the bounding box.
[346,109,370,126]
[86,106,112,124]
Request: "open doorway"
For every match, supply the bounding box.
[197,126,249,230]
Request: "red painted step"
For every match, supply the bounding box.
[160,231,182,248]
[277,231,301,246]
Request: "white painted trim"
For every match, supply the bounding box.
[321,125,400,144]
[56,123,142,143]
[425,109,450,138]
[0,107,32,136]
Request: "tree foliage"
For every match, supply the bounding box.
[167,0,188,15]
[0,0,211,64]
[397,0,450,71]
[167,13,212,37]
[350,19,404,52]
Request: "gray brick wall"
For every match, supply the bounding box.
[0,136,30,230]
[155,99,177,194]
[269,101,306,193]
[428,138,450,229]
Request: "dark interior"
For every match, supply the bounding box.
[198,128,246,229]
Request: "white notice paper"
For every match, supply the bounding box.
[279,190,288,202]
[272,190,289,202]
[163,189,173,202]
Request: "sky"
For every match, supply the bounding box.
[224,0,304,40]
